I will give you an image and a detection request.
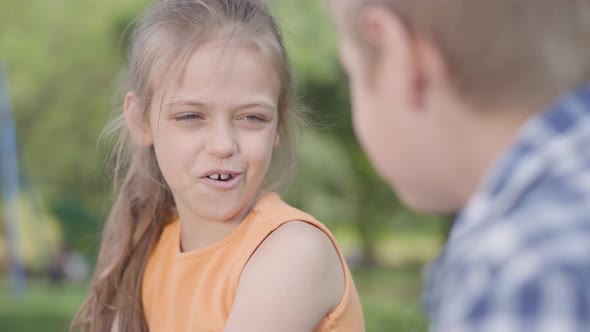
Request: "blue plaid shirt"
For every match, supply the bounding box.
[424,84,590,332]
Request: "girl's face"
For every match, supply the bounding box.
[147,39,280,225]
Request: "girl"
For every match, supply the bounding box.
[72,0,365,331]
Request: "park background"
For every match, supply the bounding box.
[0,1,452,331]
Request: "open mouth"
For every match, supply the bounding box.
[206,173,235,182]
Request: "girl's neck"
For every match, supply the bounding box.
[176,197,259,253]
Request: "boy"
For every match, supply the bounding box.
[327,0,590,330]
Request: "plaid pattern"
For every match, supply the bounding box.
[423,84,590,332]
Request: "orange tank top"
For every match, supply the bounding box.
[142,192,365,331]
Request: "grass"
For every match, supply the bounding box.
[0,266,429,332]
[355,264,429,332]
[0,279,86,331]
[0,232,439,331]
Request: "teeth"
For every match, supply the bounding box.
[207,173,231,181]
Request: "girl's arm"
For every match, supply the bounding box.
[224,221,345,332]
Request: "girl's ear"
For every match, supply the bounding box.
[124,92,153,146]
[274,133,280,148]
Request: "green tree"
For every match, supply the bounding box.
[0,0,147,258]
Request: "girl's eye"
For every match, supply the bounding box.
[240,114,267,122]
[175,113,203,122]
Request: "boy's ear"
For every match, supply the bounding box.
[124,92,153,146]
[359,5,426,110]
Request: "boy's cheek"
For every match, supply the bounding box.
[352,94,382,147]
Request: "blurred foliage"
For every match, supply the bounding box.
[0,0,445,265]
[1,0,146,262]
[0,191,62,270]
[0,0,449,330]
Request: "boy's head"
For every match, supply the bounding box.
[327,0,590,213]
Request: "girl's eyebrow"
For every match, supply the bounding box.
[166,99,207,108]
[236,102,277,112]
[166,98,277,112]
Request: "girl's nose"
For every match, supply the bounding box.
[205,122,238,159]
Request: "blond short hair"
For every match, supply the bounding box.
[354,0,590,108]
